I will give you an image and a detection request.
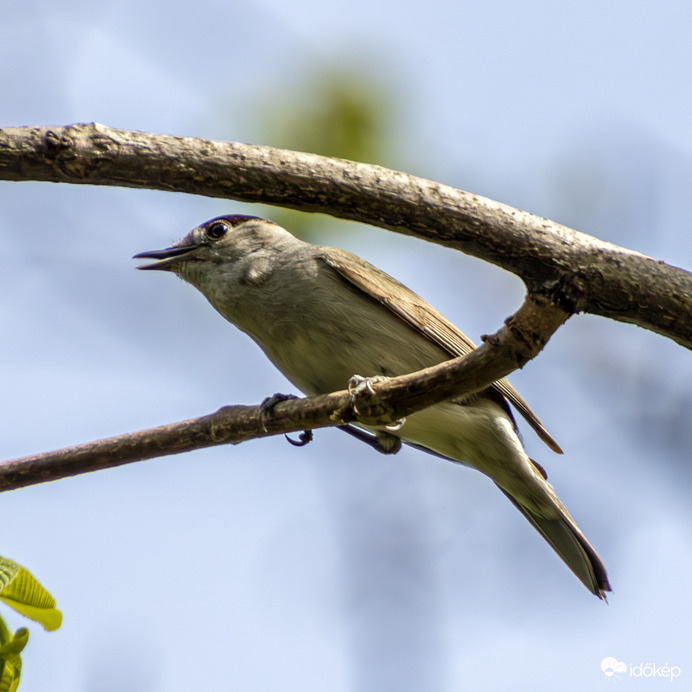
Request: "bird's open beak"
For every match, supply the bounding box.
[133,244,198,270]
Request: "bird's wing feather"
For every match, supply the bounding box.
[495,484,610,599]
[319,248,563,454]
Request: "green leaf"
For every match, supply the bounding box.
[0,618,28,692]
[0,557,62,631]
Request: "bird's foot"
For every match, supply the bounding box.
[285,429,314,447]
[346,375,406,432]
[259,393,314,447]
[347,374,390,397]
[259,392,298,432]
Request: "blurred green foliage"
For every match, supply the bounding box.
[250,67,400,240]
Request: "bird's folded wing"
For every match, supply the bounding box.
[320,248,563,454]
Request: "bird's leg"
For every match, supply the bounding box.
[259,393,314,447]
[337,425,402,455]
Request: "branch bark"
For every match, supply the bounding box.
[0,295,568,492]
[1,123,690,348]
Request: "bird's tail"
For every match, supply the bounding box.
[496,483,611,600]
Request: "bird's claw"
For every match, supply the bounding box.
[347,375,406,430]
[285,430,314,447]
[259,392,298,433]
[347,374,389,400]
[259,392,314,448]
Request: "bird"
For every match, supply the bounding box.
[134,214,610,599]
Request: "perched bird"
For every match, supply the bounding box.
[135,214,610,599]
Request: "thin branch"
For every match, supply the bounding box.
[0,123,690,347]
[0,294,568,492]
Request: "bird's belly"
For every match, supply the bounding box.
[398,401,520,470]
[257,311,450,396]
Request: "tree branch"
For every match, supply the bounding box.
[1,123,690,348]
[0,294,567,492]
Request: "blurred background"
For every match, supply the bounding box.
[2,1,692,689]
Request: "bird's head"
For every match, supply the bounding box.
[133,215,279,274]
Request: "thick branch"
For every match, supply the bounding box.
[0,123,690,348]
[0,295,567,492]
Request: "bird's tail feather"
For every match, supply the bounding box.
[496,484,611,600]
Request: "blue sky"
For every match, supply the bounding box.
[2,1,692,690]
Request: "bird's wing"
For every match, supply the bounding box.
[495,483,610,598]
[319,248,563,454]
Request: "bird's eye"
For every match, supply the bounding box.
[206,222,228,240]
